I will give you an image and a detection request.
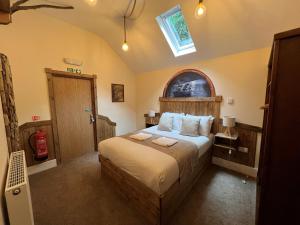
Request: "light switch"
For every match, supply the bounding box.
[227,97,234,105]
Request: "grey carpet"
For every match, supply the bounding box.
[29,152,256,225]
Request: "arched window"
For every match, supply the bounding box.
[163,69,216,98]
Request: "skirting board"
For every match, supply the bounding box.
[212,157,258,178]
[27,159,57,176]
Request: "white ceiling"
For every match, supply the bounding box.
[12,0,300,73]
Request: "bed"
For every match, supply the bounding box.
[98,96,222,225]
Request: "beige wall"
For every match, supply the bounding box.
[0,98,9,225]
[0,12,137,135]
[136,48,270,129]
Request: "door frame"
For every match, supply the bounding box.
[45,68,98,164]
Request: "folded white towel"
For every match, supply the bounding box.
[130,132,153,141]
[152,137,178,147]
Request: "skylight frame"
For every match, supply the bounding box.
[156,5,196,57]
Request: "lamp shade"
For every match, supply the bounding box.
[148,110,156,117]
[223,116,236,128]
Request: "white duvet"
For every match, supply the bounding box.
[99,126,213,195]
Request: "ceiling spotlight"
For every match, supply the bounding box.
[85,0,98,6]
[122,42,129,52]
[195,0,207,19]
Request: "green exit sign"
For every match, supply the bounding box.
[67,68,81,74]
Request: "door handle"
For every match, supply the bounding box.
[90,114,95,124]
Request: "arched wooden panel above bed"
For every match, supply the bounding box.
[160,69,222,134]
[163,69,216,98]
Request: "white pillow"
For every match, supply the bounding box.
[199,116,214,136]
[158,114,173,131]
[163,112,185,131]
[180,117,200,137]
[186,114,214,137]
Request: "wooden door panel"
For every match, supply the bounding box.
[53,77,94,162]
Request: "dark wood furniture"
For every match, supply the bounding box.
[256,28,300,225]
[100,150,211,225]
[100,96,222,225]
[144,113,160,128]
[0,0,11,24]
[215,122,262,167]
[213,133,240,162]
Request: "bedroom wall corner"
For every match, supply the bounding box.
[135,47,270,171]
[0,11,137,136]
[136,48,269,129]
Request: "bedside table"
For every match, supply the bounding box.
[144,113,160,128]
[213,133,240,162]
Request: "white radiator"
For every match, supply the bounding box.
[5,150,34,225]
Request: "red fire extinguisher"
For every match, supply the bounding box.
[28,130,48,161]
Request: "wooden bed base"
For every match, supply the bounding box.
[99,149,212,225]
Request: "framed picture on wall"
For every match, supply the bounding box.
[111,84,124,102]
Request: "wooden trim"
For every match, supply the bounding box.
[19,120,52,129]
[268,45,274,68]
[144,113,161,117]
[0,11,11,24]
[46,73,61,163]
[19,120,56,167]
[235,122,262,133]
[46,69,99,164]
[97,115,116,143]
[45,68,95,79]
[257,39,281,224]
[159,96,222,134]
[159,96,222,102]
[216,120,262,167]
[260,104,269,110]
[91,75,98,151]
[0,0,11,24]
[162,69,216,97]
[97,115,117,126]
[219,119,262,133]
[0,0,10,13]
[274,27,300,40]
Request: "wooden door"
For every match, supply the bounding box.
[52,76,95,162]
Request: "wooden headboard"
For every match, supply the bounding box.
[159,96,223,134]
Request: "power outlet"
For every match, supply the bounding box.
[32,115,40,122]
[227,97,234,105]
[238,147,248,153]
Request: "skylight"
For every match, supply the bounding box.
[156,5,196,57]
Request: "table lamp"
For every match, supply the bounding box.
[148,110,156,118]
[223,116,236,137]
